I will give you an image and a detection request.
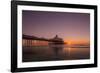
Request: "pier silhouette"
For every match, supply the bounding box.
[22,34,65,61]
[22,34,90,62]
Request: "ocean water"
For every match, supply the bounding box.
[22,45,90,62]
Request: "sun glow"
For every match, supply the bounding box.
[64,39,90,46]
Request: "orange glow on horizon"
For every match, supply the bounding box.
[64,39,90,46]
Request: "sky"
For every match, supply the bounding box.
[22,10,90,44]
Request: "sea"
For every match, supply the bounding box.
[22,45,90,62]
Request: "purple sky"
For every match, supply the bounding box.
[22,10,90,42]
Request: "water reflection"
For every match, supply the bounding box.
[50,44,64,59]
[23,45,90,62]
[63,47,90,59]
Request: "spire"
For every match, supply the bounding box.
[53,35,63,41]
[55,35,58,39]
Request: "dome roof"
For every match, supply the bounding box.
[51,35,63,42]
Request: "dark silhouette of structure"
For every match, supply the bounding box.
[23,34,65,47]
[49,35,64,58]
[49,35,64,45]
[23,34,65,58]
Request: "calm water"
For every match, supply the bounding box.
[22,45,90,62]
